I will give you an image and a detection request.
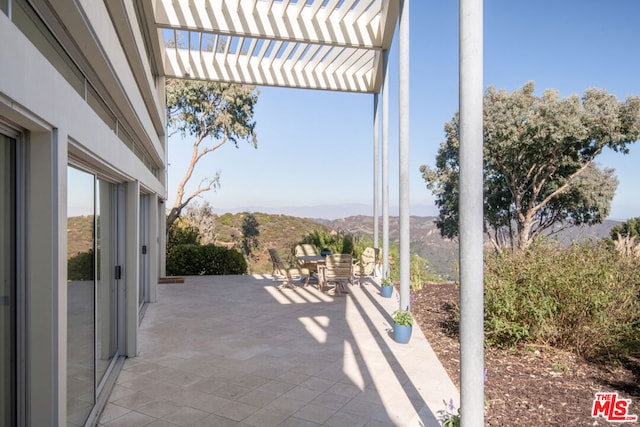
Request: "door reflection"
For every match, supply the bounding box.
[96,179,117,386]
[67,167,120,426]
[66,166,96,426]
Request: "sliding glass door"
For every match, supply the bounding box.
[96,179,119,386]
[67,166,121,426]
[66,166,96,426]
[0,134,16,427]
[139,194,149,306]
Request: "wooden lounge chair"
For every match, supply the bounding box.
[324,254,353,295]
[354,247,378,285]
[294,244,321,286]
[269,248,298,289]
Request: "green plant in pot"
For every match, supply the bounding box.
[392,306,413,343]
[380,276,393,298]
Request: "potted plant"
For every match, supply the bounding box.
[380,276,393,298]
[392,306,413,343]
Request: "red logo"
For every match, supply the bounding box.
[592,392,638,422]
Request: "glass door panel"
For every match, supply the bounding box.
[66,166,95,427]
[139,194,148,306]
[96,179,118,386]
[0,134,16,427]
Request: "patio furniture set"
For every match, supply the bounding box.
[269,244,379,295]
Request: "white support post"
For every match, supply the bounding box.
[373,93,380,252]
[398,0,410,311]
[459,0,484,425]
[382,49,390,280]
[28,129,66,425]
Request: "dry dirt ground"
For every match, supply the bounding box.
[411,282,640,426]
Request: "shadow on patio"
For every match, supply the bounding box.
[98,275,459,426]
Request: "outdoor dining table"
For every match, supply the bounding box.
[296,255,326,289]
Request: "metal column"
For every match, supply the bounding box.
[373,93,380,251]
[398,0,410,311]
[382,50,390,279]
[459,0,484,424]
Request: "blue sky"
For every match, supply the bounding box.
[167,0,640,220]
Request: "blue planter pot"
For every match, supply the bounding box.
[394,324,412,344]
[381,285,393,298]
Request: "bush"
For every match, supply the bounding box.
[301,230,354,256]
[167,218,200,253]
[484,239,640,362]
[167,244,247,276]
[67,249,94,281]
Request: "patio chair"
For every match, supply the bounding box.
[324,254,353,295]
[269,248,298,289]
[294,244,320,285]
[295,244,319,257]
[354,247,379,285]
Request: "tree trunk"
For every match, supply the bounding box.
[517,217,535,251]
[166,207,181,232]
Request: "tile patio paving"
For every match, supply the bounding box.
[98,275,459,426]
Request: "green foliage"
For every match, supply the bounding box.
[421,82,640,251]
[67,249,94,281]
[409,252,440,290]
[167,218,200,253]
[392,308,413,326]
[167,244,247,276]
[381,276,393,287]
[240,213,260,263]
[182,201,217,244]
[166,244,203,276]
[165,79,260,230]
[610,216,640,240]
[166,79,259,148]
[300,230,354,257]
[218,213,234,227]
[437,399,461,427]
[484,239,640,362]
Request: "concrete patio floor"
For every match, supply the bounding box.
[98,275,459,427]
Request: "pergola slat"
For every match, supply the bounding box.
[152,0,394,93]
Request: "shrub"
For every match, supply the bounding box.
[167,218,200,253]
[166,244,204,276]
[484,239,640,362]
[301,230,354,256]
[409,252,440,290]
[200,244,247,275]
[67,249,94,281]
[167,244,247,276]
[610,216,640,240]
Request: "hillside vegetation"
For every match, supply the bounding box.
[201,212,621,280]
[210,212,334,274]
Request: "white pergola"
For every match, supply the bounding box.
[139,1,485,424]
[146,0,398,93]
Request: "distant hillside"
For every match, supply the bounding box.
[197,212,622,279]
[70,212,621,280]
[67,215,93,259]
[210,212,333,273]
[314,215,459,279]
[312,216,623,280]
[209,213,459,279]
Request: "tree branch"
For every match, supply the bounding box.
[530,148,601,217]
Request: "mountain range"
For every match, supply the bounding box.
[313,215,622,280]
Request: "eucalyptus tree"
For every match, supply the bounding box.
[166,79,259,231]
[421,82,640,251]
